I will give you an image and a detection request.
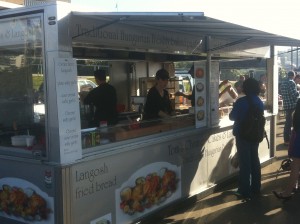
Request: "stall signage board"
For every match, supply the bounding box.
[71,16,203,54]
[68,122,270,224]
[68,122,271,224]
[69,132,211,224]
[70,158,182,224]
[55,58,82,163]
[206,131,237,184]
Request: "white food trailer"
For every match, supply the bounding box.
[0,2,299,224]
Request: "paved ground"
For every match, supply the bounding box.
[139,116,299,224]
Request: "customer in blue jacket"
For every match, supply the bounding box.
[229,78,264,198]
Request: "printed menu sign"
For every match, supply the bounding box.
[210,62,220,127]
[55,58,82,163]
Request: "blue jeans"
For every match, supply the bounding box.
[284,109,294,143]
[236,136,261,197]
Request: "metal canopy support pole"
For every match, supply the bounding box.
[205,36,212,127]
[267,45,277,158]
[291,47,294,70]
[297,48,299,68]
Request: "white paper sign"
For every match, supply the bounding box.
[55,58,82,163]
[210,62,220,127]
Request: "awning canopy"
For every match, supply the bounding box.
[70,11,300,60]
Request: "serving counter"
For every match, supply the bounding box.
[81,114,195,148]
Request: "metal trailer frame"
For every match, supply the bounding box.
[0,2,299,224]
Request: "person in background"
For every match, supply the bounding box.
[273,99,300,199]
[81,69,118,126]
[280,70,299,145]
[249,70,255,78]
[234,75,245,95]
[175,65,195,107]
[259,74,267,98]
[229,78,264,199]
[143,68,174,120]
[294,73,300,91]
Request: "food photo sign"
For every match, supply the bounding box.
[0,178,54,223]
[194,62,207,128]
[70,155,182,224]
[115,162,181,224]
[0,159,56,224]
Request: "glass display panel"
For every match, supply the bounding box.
[77,61,195,150]
[0,14,45,158]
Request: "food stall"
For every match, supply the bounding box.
[0,2,300,224]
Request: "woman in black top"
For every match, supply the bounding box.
[143,68,173,120]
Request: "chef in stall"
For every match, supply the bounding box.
[143,68,175,120]
[80,69,118,127]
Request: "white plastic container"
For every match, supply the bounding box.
[11,135,35,147]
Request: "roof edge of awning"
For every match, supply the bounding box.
[71,11,205,17]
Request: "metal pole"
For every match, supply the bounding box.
[291,46,293,70]
[268,45,276,158]
[297,48,299,69]
[205,36,212,127]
